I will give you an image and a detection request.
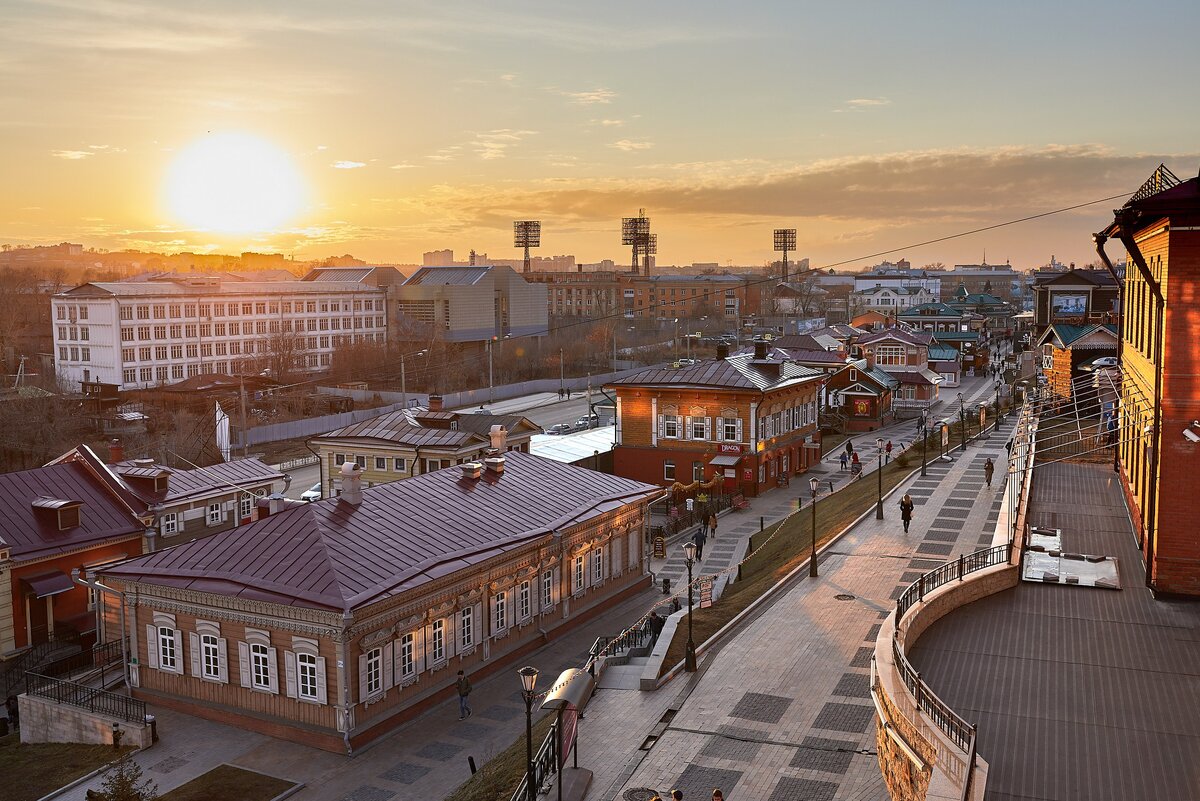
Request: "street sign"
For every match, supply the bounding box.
[686,498,695,512]
[941,423,949,448]
[699,576,714,608]
[653,535,666,559]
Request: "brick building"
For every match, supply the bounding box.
[1096,166,1200,595]
[97,450,661,751]
[824,356,899,431]
[1034,324,1118,400]
[607,340,825,496]
[856,329,943,411]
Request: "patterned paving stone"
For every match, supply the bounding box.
[343,785,397,801]
[924,529,959,542]
[415,741,463,761]
[909,558,943,570]
[888,585,909,600]
[832,672,871,698]
[445,722,493,740]
[788,736,859,775]
[938,507,971,518]
[849,646,874,667]
[476,704,521,721]
[864,623,881,641]
[729,691,792,724]
[957,482,985,489]
[906,488,935,496]
[942,498,974,508]
[699,731,763,762]
[899,571,924,583]
[911,497,928,505]
[378,763,430,784]
[930,516,965,529]
[811,702,875,733]
[917,542,954,556]
[767,776,839,801]
[671,765,743,800]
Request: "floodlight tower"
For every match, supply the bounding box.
[621,210,651,275]
[774,228,797,282]
[513,220,541,274]
[643,233,657,276]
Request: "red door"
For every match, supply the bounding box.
[27,594,49,645]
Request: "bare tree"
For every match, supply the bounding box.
[257,330,309,383]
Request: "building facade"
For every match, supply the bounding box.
[52,274,390,391]
[856,329,943,411]
[824,357,898,432]
[1030,267,1120,341]
[395,265,548,342]
[97,451,661,751]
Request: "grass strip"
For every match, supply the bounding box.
[0,734,134,801]
[444,713,555,801]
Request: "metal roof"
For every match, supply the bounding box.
[102,451,662,612]
[530,427,616,464]
[608,354,824,393]
[312,409,536,448]
[404,267,491,286]
[111,457,284,504]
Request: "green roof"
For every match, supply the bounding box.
[928,345,960,361]
[931,331,980,342]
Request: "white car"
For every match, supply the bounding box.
[545,423,574,436]
[575,413,599,429]
[1091,356,1118,369]
[301,483,322,502]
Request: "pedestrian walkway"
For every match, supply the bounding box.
[594,416,1018,801]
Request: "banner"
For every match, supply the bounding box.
[699,576,714,609]
[941,423,949,448]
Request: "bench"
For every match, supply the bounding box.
[731,493,749,511]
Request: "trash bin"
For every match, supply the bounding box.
[662,577,671,595]
[145,714,157,743]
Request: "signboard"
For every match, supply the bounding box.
[979,406,987,429]
[853,399,871,416]
[653,535,666,559]
[941,423,949,448]
[699,576,714,609]
[742,468,753,481]
[1051,292,1088,318]
[685,498,695,512]
[719,443,744,454]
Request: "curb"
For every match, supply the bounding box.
[34,747,143,801]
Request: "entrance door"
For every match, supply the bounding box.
[27,594,50,645]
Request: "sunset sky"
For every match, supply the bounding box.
[3,0,1199,269]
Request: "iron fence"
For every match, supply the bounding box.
[41,639,124,688]
[510,718,560,801]
[24,672,146,725]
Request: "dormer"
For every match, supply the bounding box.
[31,496,84,531]
[117,459,171,495]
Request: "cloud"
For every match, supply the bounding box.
[595,119,624,127]
[332,160,366,169]
[389,162,418,170]
[51,150,92,159]
[610,139,654,152]
[471,129,537,160]
[427,145,462,162]
[835,97,892,113]
[316,145,328,151]
[88,144,110,150]
[558,88,617,105]
[499,73,517,82]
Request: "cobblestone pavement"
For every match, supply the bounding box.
[599,414,1017,801]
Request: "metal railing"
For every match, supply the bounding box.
[0,630,81,699]
[510,718,560,801]
[24,672,146,725]
[41,639,124,688]
[276,454,319,471]
[649,494,732,541]
[895,543,1012,623]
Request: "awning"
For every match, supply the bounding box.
[541,668,595,714]
[21,570,76,598]
[709,454,743,467]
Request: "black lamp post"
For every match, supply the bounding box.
[875,436,884,520]
[519,666,539,801]
[809,477,820,577]
[958,392,968,452]
[920,408,929,477]
[995,382,1002,426]
[683,540,697,671]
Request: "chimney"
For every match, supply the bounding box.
[339,461,363,506]
[460,462,483,480]
[753,337,768,361]
[484,456,505,476]
[428,394,444,412]
[268,493,285,515]
[108,439,125,464]
[489,424,508,452]
[865,348,876,371]
[716,342,730,360]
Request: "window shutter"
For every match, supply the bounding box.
[704,417,712,440]
[284,651,298,698]
[237,641,251,688]
[415,628,427,674]
[315,657,328,704]
[266,647,279,694]
[173,630,183,674]
[383,641,395,689]
[657,415,665,438]
[736,419,744,442]
[217,638,229,683]
[629,530,638,568]
[358,653,369,703]
[716,417,725,441]
[684,415,692,438]
[145,625,159,669]
[473,603,483,642]
[611,539,622,576]
[189,632,201,677]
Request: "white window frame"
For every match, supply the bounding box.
[518,581,531,621]
[574,555,586,594]
[200,633,220,680]
[593,548,604,583]
[459,608,474,649]
[431,619,445,664]
[207,502,221,526]
[541,570,554,609]
[662,414,680,439]
[399,632,415,679]
[239,493,253,519]
[158,625,177,672]
[160,512,178,535]
[297,652,319,701]
[366,647,383,696]
[691,417,706,440]
[250,643,271,690]
[494,591,508,633]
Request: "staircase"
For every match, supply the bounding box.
[0,632,82,698]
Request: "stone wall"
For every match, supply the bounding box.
[19,693,153,749]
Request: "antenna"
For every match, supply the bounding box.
[513,220,541,274]
[621,209,651,275]
[773,229,796,282]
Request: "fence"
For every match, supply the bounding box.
[276,454,319,472]
[25,672,146,725]
[648,495,732,541]
[510,717,562,801]
[40,639,124,688]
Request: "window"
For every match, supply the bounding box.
[593,548,604,583]
[58,346,67,361]
[121,327,134,342]
[123,368,136,384]
[201,634,221,680]
[239,493,253,519]
[375,457,386,470]
[335,454,346,465]
[297,653,318,700]
[518,581,531,621]
[184,324,197,337]
[494,591,507,631]
[693,461,703,482]
[574,555,586,593]
[393,457,406,472]
[431,619,445,663]
[399,633,415,678]
[542,570,554,608]
[186,344,198,357]
[152,304,166,319]
[662,414,680,438]
[81,348,91,362]
[153,325,166,339]
[355,455,366,469]
[198,304,211,317]
[137,326,150,341]
[158,626,177,671]
[692,417,706,440]
[365,647,382,695]
[207,502,221,526]
[664,460,676,481]
[136,305,150,319]
[119,306,132,320]
[723,417,738,441]
[161,512,178,535]
[138,346,151,361]
[139,368,152,382]
[251,643,271,689]
[460,608,473,649]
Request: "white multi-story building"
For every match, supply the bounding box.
[52,274,389,390]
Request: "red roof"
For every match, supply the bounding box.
[102,451,662,612]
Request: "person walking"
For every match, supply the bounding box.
[884,440,893,463]
[984,457,995,488]
[845,440,854,459]
[455,670,472,720]
[671,791,684,801]
[899,493,915,533]
[839,451,848,471]
[712,791,724,801]
[851,451,861,478]
[708,512,718,540]
[694,527,707,561]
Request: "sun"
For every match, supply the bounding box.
[165,132,305,234]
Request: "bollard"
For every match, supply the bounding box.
[662,577,671,596]
[468,756,478,774]
[760,516,764,532]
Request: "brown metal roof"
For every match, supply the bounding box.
[608,353,824,393]
[314,409,536,448]
[102,451,662,612]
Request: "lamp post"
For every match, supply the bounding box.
[875,436,884,519]
[400,349,427,410]
[673,318,680,362]
[995,381,1002,427]
[809,477,820,577]
[683,540,697,672]
[519,666,539,801]
[958,392,968,452]
[920,408,929,477]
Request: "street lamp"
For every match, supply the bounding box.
[682,540,697,672]
[875,436,884,520]
[957,392,968,452]
[519,665,539,801]
[673,318,680,362]
[995,382,1002,426]
[400,349,427,410]
[809,477,820,578]
[920,408,929,477]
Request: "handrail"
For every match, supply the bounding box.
[24,671,147,725]
[509,718,560,801]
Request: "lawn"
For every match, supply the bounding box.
[0,733,133,801]
[159,764,296,801]
[444,713,555,801]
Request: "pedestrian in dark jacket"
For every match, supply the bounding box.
[885,440,893,463]
[839,452,848,471]
[845,440,854,458]
[984,457,995,487]
[899,494,914,533]
[694,528,707,561]
[456,670,472,720]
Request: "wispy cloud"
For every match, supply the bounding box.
[51,150,92,160]
[594,119,624,127]
[610,139,654,152]
[389,162,418,170]
[499,73,517,82]
[471,129,537,160]
[427,145,463,162]
[332,160,366,169]
[558,88,617,105]
[834,97,892,113]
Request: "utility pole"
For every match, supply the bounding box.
[239,375,249,457]
[488,337,495,404]
[400,355,407,410]
[559,348,564,396]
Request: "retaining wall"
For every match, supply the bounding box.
[18,693,154,749]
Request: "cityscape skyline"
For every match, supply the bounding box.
[3,2,1199,268]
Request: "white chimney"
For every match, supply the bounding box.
[489,425,508,452]
[339,461,363,506]
[484,456,506,476]
[461,462,483,480]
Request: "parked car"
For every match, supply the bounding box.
[301,483,322,502]
[545,423,574,436]
[575,413,599,429]
[1079,356,1119,373]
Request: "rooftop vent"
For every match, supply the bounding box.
[716,342,730,360]
[484,456,505,476]
[489,424,508,452]
[753,337,769,361]
[339,461,363,506]
[461,462,483,480]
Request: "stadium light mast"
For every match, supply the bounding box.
[774,228,797,282]
[622,210,651,276]
[513,220,541,274]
